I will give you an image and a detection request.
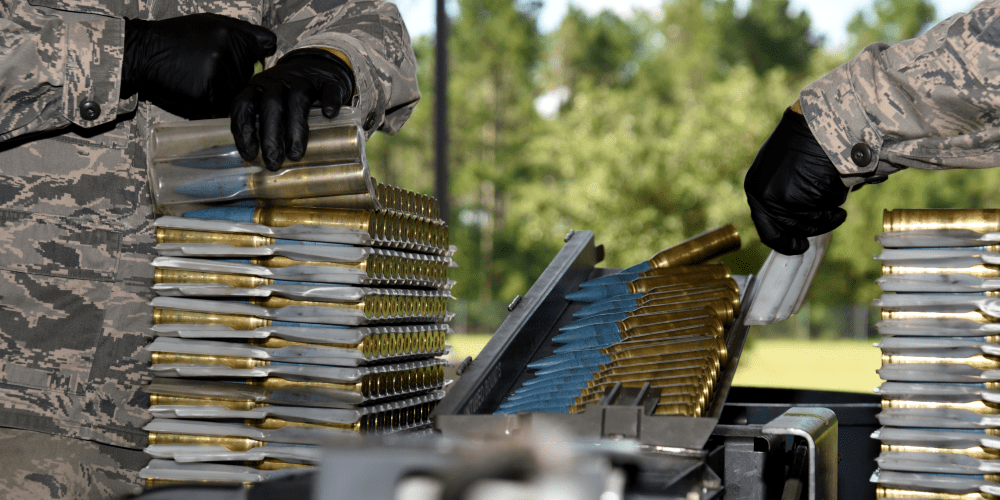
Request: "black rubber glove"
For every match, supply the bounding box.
[744,108,850,255]
[231,48,356,171]
[123,13,277,119]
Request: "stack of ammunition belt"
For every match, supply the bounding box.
[872,208,1000,499]
[495,224,742,416]
[141,186,453,486]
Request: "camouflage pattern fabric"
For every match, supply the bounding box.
[0,0,419,495]
[0,428,148,499]
[800,1,1000,187]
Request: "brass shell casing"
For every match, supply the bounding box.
[881,310,999,324]
[156,227,274,247]
[147,432,262,451]
[604,332,727,362]
[880,444,1000,460]
[247,417,360,433]
[152,309,270,330]
[597,358,717,381]
[881,398,1000,414]
[882,264,1000,278]
[639,264,732,280]
[248,162,369,200]
[632,299,735,327]
[627,275,733,296]
[253,255,362,269]
[619,312,725,340]
[882,353,1000,370]
[148,394,261,411]
[253,207,375,233]
[652,403,701,417]
[155,269,271,288]
[269,192,376,211]
[604,351,721,372]
[883,208,1000,233]
[580,374,711,403]
[150,352,269,369]
[877,486,995,500]
[648,225,741,269]
[252,459,315,471]
[640,288,741,316]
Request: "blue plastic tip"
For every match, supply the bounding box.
[174,150,251,169]
[624,261,652,274]
[572,295,642,319]
[552,325,599,343]
[578,271,642,289]
[175,173,250,199]
[501,393,581,411]
[566,283,630,302]
[183,206,257,222]
[563,312,630,332]
[535,354,610,375]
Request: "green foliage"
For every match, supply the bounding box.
[846,0,936,54]
[717,0,820,77]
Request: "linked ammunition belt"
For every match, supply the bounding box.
[872,209,1000,498]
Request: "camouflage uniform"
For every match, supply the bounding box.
[0,0,418,496]
[800,1,1000,188]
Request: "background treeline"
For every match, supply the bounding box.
[371,0,991,338]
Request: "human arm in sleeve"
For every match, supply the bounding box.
[746,1,1000,255]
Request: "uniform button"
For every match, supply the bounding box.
[79,101,101,121]
[364,112,376,130]
[864,174,889,185]
[851,142,872,167]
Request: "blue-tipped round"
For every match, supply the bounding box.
[562,312,630,333]
[513,373,596,393]
[501,390,583,410]
[624,261,652,274]
[183,206,257,222]
[275,239,349,247]
[551,331,621,354]
[578,271,642,288]
[172,149,250,169]
[533,352,610,373]
[175,173,251,199]
[554,322,624,343]
[522,368,596,387]
[572,295,642,319]
[565,283,631,302]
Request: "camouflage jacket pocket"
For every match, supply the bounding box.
[0,209,121,281]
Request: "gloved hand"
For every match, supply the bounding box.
[231,48,355,171]
[123,13,277,119]
[744,108,850,255]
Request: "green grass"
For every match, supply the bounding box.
[447,335,882,394]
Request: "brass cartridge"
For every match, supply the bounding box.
[641,289,740,320]
[245,162,369,200]
[618,313,725,340]
[881,398,1000,415]
[652,403,701,417]
[156,227,274,247]
[579,373,712,403]
[636,264,732,280]
[626,275,734,296]
[631,298,735,326]
[648,225,741,268]
[880,444,1000,460]
[248,417,361,433]
[882,264,1000,278]
[252,207,375,233]
[643,276,740,297]
[147,432,263,451]
[604,351,722,372]
[881,310,1000,323]
[150,352,269,369]
[883,208,1000,233]
[597,357,718,381]
[883,353,1000,370]
[153,309,271,330]
[604,332,727,362]
[269,192,377,211]
[149,394,261,411]
[252,459,314,471]
[155,269,271,288]
[877,486,997,500]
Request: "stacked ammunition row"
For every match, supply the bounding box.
[871,209,1000,500]
[140,118,454,486]
[495,225,742,417]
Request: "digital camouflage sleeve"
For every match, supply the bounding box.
[800,0,1000,187]
[0,0,419,462]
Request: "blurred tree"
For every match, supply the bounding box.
[718,0,821,77]
[545,7,643,89]
[846,0,936,54]
[445,0,545,303]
